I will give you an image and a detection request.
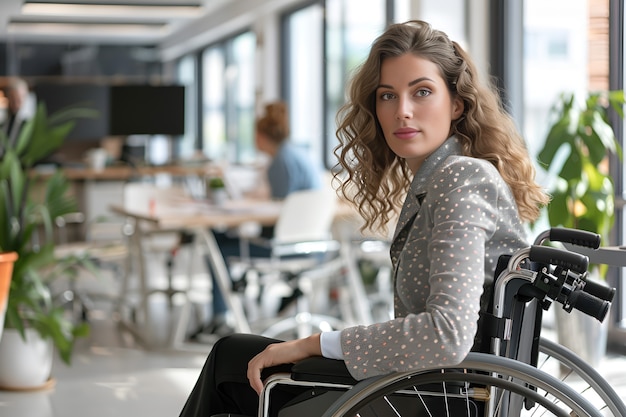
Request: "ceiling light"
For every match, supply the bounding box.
[7,21,168,37]
[21,2,205,19]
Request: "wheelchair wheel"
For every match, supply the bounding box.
[536,337,626,417]
[320,352,613,417]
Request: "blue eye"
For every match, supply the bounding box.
[415,89,431,97]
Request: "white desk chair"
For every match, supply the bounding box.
[231,188,346,339]
[52,212,128,322]
[329,208,397,327]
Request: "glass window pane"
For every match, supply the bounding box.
[176,54,197,159]
[325,0,388,167]
[228,31,256,163]
[285,4,324,166]
[201,31,255,164]
[523,0,588,159]
[202,46,226,161]
[418,0,467,46]
[522,0,588,232]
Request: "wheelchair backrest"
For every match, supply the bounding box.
[473,254,542,368]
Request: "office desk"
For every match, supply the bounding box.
[110,198,283,348]
[110,196,373,349]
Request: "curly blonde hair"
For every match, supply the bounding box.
[334,20,549,233]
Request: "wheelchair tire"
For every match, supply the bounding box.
[321,352,610,417]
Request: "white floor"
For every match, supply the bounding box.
[0,311,209,417]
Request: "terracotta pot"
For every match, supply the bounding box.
[0,252,18,341]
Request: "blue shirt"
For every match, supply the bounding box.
[267,142,321,199]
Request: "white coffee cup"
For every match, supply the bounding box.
[88,148,108,171]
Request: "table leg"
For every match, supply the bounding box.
[116,218,155,347]
[196,228,252,334]
[340,238,375,325]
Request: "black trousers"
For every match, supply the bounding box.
[178,334,485,417]
[178,333,309,417]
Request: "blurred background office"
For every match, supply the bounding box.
[193,100,324,340]
[0,1,625,416]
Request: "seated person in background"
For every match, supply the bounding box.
[192,100,322,339]
[256,101,321,199]
[178,20,550,417]
[1,77,31,142]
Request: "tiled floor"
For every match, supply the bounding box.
[0,253,625,417]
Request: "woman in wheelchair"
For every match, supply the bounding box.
[178,20,550,417]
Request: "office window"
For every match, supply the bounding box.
[283,0,390,169]
[324,0,388,167]
[202,46,226,160]
[283,3,324,166]
[229,31,257,163]
[523,0,626,340]
[176,54,197,159]
[521,3,588,229]
[522,0,588,172]
[201,31,256,163]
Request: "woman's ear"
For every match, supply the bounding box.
[452,96,464,120]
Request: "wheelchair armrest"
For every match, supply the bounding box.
[291,357,358,385]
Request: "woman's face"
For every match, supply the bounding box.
[375,53,463,173]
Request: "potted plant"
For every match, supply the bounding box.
[0,101,97,389]
[207,175,228,206]
[536,90,624,366]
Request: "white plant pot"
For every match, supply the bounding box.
[0,328,54,390]
[554,270,611,368]
[555,306,609,367]
[210,188,228,207]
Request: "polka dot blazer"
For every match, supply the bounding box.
[340,137,529,380]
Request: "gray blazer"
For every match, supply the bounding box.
[340,137,529,380]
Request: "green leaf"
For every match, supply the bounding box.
[556,144,583,182]
[537,117,575,167]
[14,115,34,156]
[547,190,572,228]
[608,90,625,118]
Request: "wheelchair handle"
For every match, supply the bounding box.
[529,245,589,274]
[535,227,601,249]
[582,278,616,302]
[528,245,589,273]
[567,289,611,322]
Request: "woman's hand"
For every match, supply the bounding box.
[247,333,322,395]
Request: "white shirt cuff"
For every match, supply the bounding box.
[320,330,344,360]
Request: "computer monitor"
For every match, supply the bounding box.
[109,85,185,136]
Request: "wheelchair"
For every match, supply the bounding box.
[254,228,626,417]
